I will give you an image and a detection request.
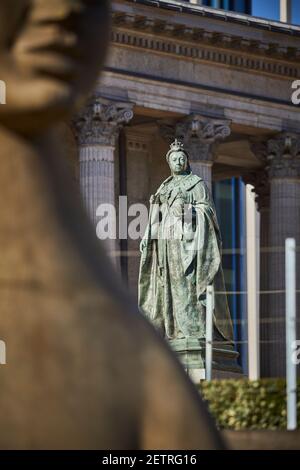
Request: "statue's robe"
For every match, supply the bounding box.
[139,172,234,342]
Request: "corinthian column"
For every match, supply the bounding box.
[266,133,300,377]
[74,97,133,257]
[160,115,231,191]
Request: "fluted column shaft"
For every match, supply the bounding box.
[267,133,300,377]
[268,179,300,376]
[79,146,114,225]
[189,161,213,190]
[74,97,133,259]
[249,135,300,377]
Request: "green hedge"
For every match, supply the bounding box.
[198,379,300,430]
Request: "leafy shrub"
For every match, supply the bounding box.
[198,379,300,430]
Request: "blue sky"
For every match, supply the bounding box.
[252,0,300,25]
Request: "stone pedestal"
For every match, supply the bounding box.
[169,337,242,383]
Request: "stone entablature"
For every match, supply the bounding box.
[112,12,300,79]
[101,2,300,133]
[111,28,299,79]
[112,0,300,78]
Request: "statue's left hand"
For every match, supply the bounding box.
[140,238,148,253]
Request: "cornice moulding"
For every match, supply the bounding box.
[118,0,300,37]
[111,20,300,79]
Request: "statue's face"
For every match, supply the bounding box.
[168,151,188,175]
[0,0,110,134]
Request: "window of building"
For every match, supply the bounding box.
[252,0,280,21]
[201,0,251,14]
[199,0,299,24]
[213,178,248,371]
[252,0,300,24]
[292,0,300,24]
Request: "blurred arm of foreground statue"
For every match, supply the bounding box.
[0,0,223,449]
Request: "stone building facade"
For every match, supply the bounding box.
[70,0,300,378]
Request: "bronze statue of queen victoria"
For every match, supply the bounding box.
[139,140,234,345]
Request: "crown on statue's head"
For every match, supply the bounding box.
[166,138,190,166]
[170,139,184,152]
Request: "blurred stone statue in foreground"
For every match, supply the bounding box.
[0,0,222,449]
[139,141,239,379]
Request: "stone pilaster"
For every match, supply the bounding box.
[266,132,300,377]
[73,97,133,257]
[243,162,270,378]
[160,115,231,191]
[126,132,152,300]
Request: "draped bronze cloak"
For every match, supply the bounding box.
[138,173,234,343]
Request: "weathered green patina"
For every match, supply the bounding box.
[138,140,234,347]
